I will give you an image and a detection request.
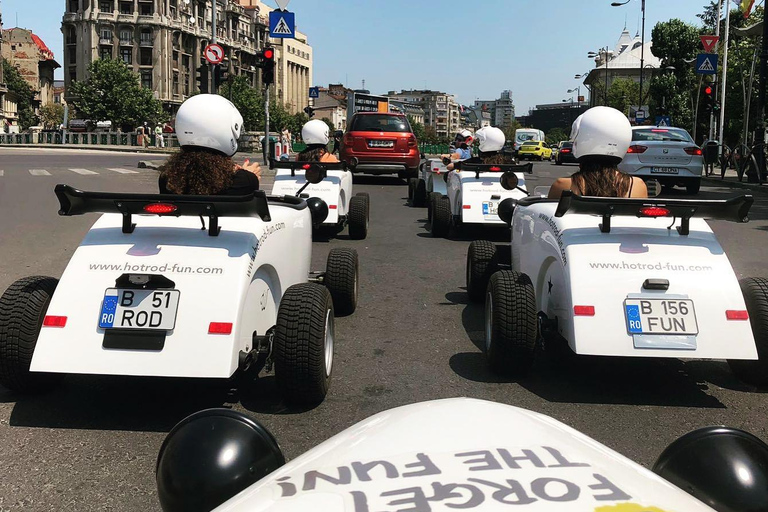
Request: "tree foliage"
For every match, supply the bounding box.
[219,75,264,131]
[69,59,163,129]
[2,58,37,129]
[546,127,568,145]
[408,115,426,141]
[38,104,65,129]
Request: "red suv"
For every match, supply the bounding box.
[340,112,420,178]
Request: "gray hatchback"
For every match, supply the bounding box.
[618,126,704,194]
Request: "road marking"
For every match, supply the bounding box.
[69,168,98,175]
[108,168,139,174]
[0,170,4,177]
[29,169,51,176]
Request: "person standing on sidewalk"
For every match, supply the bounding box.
[155,123,165,148]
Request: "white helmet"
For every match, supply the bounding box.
[475,126,505,152]
[454,129,474,145]
[302,119,330,145]
[175,94,243,157]
[571,106,631,164]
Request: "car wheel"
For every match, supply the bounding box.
[484,270,537,377]
[348,193,369,240]
[430,194,451,238]
[728,277,768,386]
[467,241,498,303]
[324,248,359,316]
[0,276,63,393]
[413,179,427,207]
[273,283,334,405]
[685,178,701,195]
[427,192,441,224]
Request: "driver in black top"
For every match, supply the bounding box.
[157,94,261,195]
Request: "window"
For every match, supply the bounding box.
[173,72,179,95]
[138,1,153,15]
[119,1,132,14]
[120,47,132,65]
[66,26,76,45]
[100,28,112,42]
[140,48,152,66]
[100,1,112,11]
[100,46,112,60]
[68,47,77,64]
[69,67,77,83]
[68,0,79,13]
[141,70,152,89]
[140,29,152,45]
[119,29,132,44]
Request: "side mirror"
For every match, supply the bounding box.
[645,179,662,197]
[156,409,285,512]
[442,157,451,166]
[303,164,326,184]
[306,197,329,225]
[498,198,517,225]
[653,426,768,510]
[500,172,519,190]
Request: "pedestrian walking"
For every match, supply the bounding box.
[281,127,292,155]
[155,124,165,148]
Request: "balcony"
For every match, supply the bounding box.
[100,37,113,45]
[140,38,153,47]
[118,13,137,23]
[119,38,134,46]
[98,11,117,21]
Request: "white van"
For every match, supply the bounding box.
[513,128,545,154]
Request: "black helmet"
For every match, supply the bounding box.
[653,426,768,512]
[156,408,285,512]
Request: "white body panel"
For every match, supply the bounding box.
[215,398,714,511]
[419,158,448,196]
[448,170,528,225]
[513,128,545,152]
[512,201,757,359]
[271,169,353,225]
[31,204,312,378]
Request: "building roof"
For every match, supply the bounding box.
[30,33,54,61]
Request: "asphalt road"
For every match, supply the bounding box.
[1,148,768,511]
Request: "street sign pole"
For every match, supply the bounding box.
[211,0,217,94]
[709,0,721,142]
[718,4,730,151]
[264,85,270,165]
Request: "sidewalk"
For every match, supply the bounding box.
[702,166,768,195]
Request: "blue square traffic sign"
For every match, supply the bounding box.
[269,10,295,38]
[309,87,319,98]
[696,53,718,75]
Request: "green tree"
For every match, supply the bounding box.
[607,78,641,115]
[408,115,426,142]
[218,75,264,131]
[320,117,336,134]
[423,125,439,144]
[38,103,65,129]
[502,120,522,142]
[546,127,568,145]
[2,58,37,129]
[68,58,163,129]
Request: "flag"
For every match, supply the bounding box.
[740,0,755,19]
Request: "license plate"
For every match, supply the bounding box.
[368,140,393,148]
[482,201,498,216]
[650,167,679,174]
[99,288,180,330]
[624,298,698,335]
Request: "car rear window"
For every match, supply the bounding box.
[632,128,693,143]
[351,115,411,133]
[560,142,573,148]
[522,141,538,146]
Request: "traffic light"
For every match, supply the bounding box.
[703,84,715,113]
[257,46,275,86]
[196,64,209,94]
[303,106,315,118]
[214,64,230,89]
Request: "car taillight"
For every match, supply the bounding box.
[639,206,671,217]
[684,147,703,156]
[561,148,571,153]
[208,322,233,334]
[489,166,501,171]
[43,315,67,327]
[143,203,177,214]
[573,306,595,316]
[407,134,417,147]
[343,134,353,146]
[726,310,749,320]
[627,145,647,154]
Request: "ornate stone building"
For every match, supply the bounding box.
[1,28,61,108]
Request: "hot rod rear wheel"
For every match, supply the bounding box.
[467,241,498,303]
[274,283,334,405]
[408,178,417,204]
[324,248,359,316]
[412,179,427,207]
[0,276,62,393]
[430,194,451,238]
[484,270,538,377]
[728,277,768,386]
[348,193,369,240]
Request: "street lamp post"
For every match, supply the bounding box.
[588,47,611,105]
[612,0,645,113]
[574,73,591,106]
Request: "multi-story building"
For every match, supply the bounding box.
[313,83,350,130]
[0,8,10,131]
[1,28,61,108]
[61,0,312,117]
[474,89,516,131]
[386,89,459,139]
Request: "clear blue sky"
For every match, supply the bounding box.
[2,0,720,112]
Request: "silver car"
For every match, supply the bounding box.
[618,126,704,194]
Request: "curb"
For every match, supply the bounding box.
[702,175,768,195]
[0,143,174,154]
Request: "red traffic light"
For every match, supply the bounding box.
[704,86,713,95]
[263,48,274,60]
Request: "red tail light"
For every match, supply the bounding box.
[561,148,571,153]
[343,134,353,146]
[639,206,671,217]
[143,203,177,214]
[43,315,67,327]
[489,166,501,171]
[462,205,471,209]
[684,147,703,156]
[329,204,337,209]
[573,306,595,316]
[627,145,647,154]
[302,163,311,169]
[407,134,417,148]
[208,322,233,334]
[726,310,749,320]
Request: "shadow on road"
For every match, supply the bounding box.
[352,175,405,187]
[445,289,731,409]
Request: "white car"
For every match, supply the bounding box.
[156,397,768,511]
[407,157,449,207]
[467,189,768,385]
[618,126,704,195]
[270,159,370,239]
[427,160,533,238]
[0,180,360,405]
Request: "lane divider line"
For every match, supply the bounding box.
[108,168,139,174]
[69,168,99,175]
[29,169,51,176]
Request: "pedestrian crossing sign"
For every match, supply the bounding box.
[269,10,295,38]
[696,53,718,75]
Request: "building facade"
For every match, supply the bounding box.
[386,89,459,139]
[474,89,516,131]
[0,8,9,131]
[1,28,61,108]
[313,84,350,130]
